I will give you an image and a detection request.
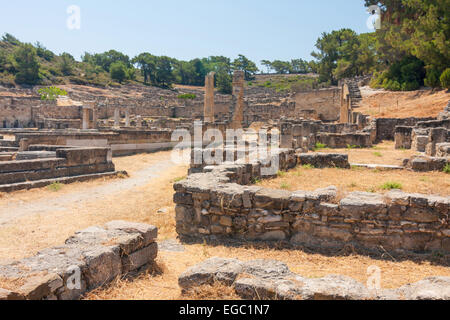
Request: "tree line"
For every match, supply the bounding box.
[0,0,448,92]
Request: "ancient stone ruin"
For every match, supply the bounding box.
[0,221,158,300]
[179,257,450,300]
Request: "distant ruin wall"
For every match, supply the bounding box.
[376,118,435,142]
[0,146,115,186]
[292,88,341,122]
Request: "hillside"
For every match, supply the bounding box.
[359,87,450,118]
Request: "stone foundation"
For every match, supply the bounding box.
[0,145,118,192]
[174,150,449,254]
[179,257,450,300]
[0,221,158,300]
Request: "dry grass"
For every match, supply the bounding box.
[359,88,449,119]
[322,141,415,166]
[0,150,449,300]
[262,141,450,195]
[259,166,449,196]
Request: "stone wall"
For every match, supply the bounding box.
[376,118,435,142]
[174,150,449,254]
[280,119,372,150]
[403,155,449,172]
[0,146,115,189]
[179,257,450,300]
[0,221,158,300]
[292,88,341,122]
[9,128,174,156]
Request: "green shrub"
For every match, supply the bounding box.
[424,68,441,88]
[109,61,127,83]
[251,177,261,184]
[277,171,286,177]
[373,152,383,157]
[38,86,67,100]
[401,81,420,91]
[373,56,425,92]
[47,182,63,192]
[440,68,450,90]
[381,182,403,190]
[177,93,196,100]
[444,164,450,174]
[302,164,315,169]
[314,142,327,151]
[280,182,290,190]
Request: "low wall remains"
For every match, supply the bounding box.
[179,257,450,300]
[0,146,114,186]
[0,221,158,300]
[174,150,449,254]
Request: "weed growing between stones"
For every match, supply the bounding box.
[380,181,403,190]
[47,182,63,192]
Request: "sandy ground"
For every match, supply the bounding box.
[359,87,449,118]
[0,150,448,300]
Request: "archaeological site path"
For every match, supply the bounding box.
[0,155,175,226]
[0,151,186,263]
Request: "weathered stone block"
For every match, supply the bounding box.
[18,274,63,300]
[122,242,158,273]
[82,246,122,289]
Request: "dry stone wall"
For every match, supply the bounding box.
[174,150,449,254]
[0,145,116,192]
[179,257,450,300]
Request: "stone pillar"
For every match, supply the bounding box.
[204,72,215,123]
[92,107,98,129]
[340,84,350,124]
[125,110,130,127]
[114,108,120,127]
[136,115,142,128]
[82,107,90,130]
[230,70,245,129]
[19,138,30,152]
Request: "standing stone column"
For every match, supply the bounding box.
[340,83,351,124]
[136,115,142,127]
[114,108,120,127]
[125,109,130,127]
[92,107,98,129]
[82,106,90,130]
[231,71,245,129]
[204,72,216,123]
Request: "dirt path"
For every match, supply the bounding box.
[0,151,187,263]
[0,159,175,226]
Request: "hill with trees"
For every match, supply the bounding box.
[0,0,448,93]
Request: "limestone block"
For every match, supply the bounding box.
[18,274,63,300]
[122,242,158,273]
[82,246,122,290]
[0,288,24,300]
[178,257,244,289]
[105,220,158,247]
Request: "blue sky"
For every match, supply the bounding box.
[0,0,371,66]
